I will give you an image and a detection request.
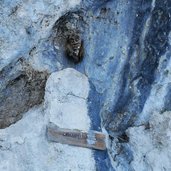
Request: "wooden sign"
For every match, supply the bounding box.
[47,123,107,151]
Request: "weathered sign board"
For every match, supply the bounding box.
[47,123,107,150]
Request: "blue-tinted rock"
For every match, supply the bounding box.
[1,0,171,170]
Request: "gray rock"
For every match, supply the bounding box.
[0,58,48,128]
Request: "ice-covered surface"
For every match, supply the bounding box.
[0,68,95,171]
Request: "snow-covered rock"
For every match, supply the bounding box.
[0,68,95,171]
[128,111,171,171]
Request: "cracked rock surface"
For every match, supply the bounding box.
[1,0,171,170]
[0,68,95,171]
[127,111,171,171]
[0,58,48,128]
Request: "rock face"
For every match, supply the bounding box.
[52,11,84,63]
[128,111,171,171]
[1,0,171,170]
[109,111,171,171]
[0,68,95,171]
[0,58,48,128]
[45,68,95,170]
[45,68,91,130]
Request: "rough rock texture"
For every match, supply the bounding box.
[52,11,84,63]
[0,58,48,128]
[1,0,171,170]
[128,111,171,171]
[45,68,91,130]
[0,0,80,71]
[45,68,95,170]
[109,111,171,171]
[0,68,95,171]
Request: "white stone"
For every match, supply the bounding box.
[45,68,91,130]
[127,111,171,171]
[0,68,95,171]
